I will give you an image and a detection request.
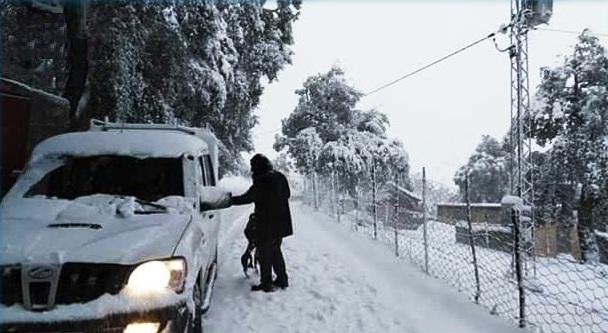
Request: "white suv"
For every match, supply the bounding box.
[1,120,229,333]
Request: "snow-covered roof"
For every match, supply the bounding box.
[437,202,501,208]
[386,181,421,202]
[30,130,209,162]
[1,77,69,106]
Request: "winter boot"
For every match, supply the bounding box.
[251,283,275,293]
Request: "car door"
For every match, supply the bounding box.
[180,155,211,278]
[199,155,220,258]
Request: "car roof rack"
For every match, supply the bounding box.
[89,118,208,137]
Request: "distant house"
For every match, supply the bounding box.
[376,182,423,230]
[1,78,69,196]
[378,181,422,210]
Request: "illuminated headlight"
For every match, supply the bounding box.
[126,258,186,295]
[124,322,160,333]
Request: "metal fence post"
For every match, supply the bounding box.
[385,204,389,226]
[355,183,359,228]
[336,169,341,224]
[313,172,318,211]
[394,176,400,257]
[330,169,335,216]
[372,161,378,240]
[512,207,526,328]
[423,167,429,274]
[465,174,481,303]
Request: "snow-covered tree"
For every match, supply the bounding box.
[411,173,458,216]
[453,135,509,203]
[274,127,323,175]
[279,66,362,143]
[275,67,411,196]
[530,31,608,263]
[1,1,301,174]
[1,2,66,95]
[272,152,295,176]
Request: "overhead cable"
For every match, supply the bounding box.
[536,27,608,37]
[363,32,496,97]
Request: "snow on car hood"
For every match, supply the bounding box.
[1,194,194,265]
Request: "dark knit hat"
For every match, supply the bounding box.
[250,153,273,176]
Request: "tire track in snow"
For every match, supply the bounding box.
[204,202,524,333]
[206,203,416,333]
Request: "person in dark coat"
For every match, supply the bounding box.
[231,153,293,292]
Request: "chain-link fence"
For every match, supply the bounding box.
[296,170,608,333]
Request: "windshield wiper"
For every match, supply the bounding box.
[135,198,167,210]
[134,198,168,214]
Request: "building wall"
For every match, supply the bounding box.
[437,203,502,225]
[535,224,558,257]
[1,78,68,196]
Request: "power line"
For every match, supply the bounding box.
[363,32,496,97]
[535,27,608,37]
[253,127,282,137]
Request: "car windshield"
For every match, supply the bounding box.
[24,155,184,202]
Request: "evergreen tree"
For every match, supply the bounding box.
[453,135,509,203]
[275,67,411,196]
[530,31,608,263]
[1,1,301,174]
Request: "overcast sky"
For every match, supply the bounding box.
[251,0,608,186]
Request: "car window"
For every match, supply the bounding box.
[203,154,216,186]
[198,156,207,186]
[25,155,184,202]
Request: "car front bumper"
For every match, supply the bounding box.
[0,302,189,333]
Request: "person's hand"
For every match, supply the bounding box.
[200,189,232,210]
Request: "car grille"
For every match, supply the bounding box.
[1,264,132,308]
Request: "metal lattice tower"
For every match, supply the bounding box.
[509,0,533,202]
[509,0,550,276]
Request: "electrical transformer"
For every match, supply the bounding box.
[522,0,553,27]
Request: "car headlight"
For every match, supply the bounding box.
[126,258,186,295]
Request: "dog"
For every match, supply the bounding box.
[241,214,260,277]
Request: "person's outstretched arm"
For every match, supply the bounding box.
[232,185,256,205]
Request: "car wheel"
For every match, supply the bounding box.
[212,246,218,280]
[187,277,203,333]
[201,249,218,314]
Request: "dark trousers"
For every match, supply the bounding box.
[258,238,287,286]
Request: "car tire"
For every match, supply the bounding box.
[187,277,203,333]
[201,248,218,314]
[212,246,218,280]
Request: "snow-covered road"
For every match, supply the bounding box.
[205,201,526,333]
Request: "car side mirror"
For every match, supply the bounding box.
[199,186,231,212]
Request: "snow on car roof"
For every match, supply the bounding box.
[30,130,209,162]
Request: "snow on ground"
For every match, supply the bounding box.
[205,201,525,333]
[341,210,608,333]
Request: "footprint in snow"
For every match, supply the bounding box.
[367,284,378,295]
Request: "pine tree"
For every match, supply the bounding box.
[530,31,608,263]
[453,135,509,203]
